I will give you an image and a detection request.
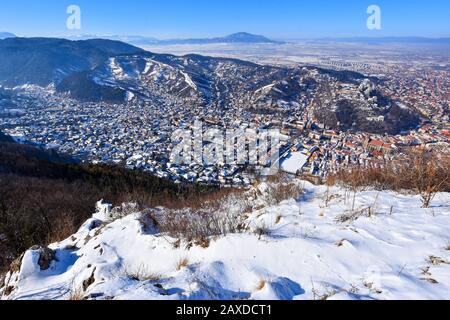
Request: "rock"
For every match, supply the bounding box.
[86,292,104,299]
[30,246,57,271]
[3,285,14,296]
[88,219,103,231]
[82,268,96,291]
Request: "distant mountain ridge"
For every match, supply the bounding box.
[0,32,16,39]
[69,34,450,46]
[312,36,450,45]
[66,32,282,45]
[157,32,283,45]
[59,33,450,46]
[0,37,144,86]
[67,34,160,45]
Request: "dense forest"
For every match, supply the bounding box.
[0,132,216,271]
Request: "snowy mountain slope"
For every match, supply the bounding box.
[0,37,420,134]
[98,56,204,99]
[55,50,418,134]
[56,52,314,108]
[0,38,144,87]
[1,181,449,300]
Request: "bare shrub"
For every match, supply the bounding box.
[412,153,449,208]
[264,182,304,206]
[263,173,305,205]
[273,183,303,204]
[330,151,449,208]
[125,265,164,282]
[46,213,78,244]
[148,206,246,243]
[191,187,242,210]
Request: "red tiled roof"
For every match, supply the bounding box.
[369,140,392,149]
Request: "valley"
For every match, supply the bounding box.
[1,38,447,187]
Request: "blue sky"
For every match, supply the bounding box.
[0,0,449,39]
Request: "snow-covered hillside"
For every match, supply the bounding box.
[1,181,449,300]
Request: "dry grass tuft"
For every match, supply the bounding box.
[194,236,210,249]
[363,281,383,294]
[176,258,189,271]
[255,279,267,291]
[125,265,164,282]
[428,256,448,266]
[311,286,338,300]
[335,207,372,223]
[67,287,85,300]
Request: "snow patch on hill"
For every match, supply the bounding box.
[1,182,449,300]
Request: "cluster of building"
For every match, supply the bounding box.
[1,61,448,187]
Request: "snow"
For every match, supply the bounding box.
[280,151,309,174]
[2,182,450,300]
[109,58,124,78]
[255,83,275,95]
[93,200,113,221]
[397,102,410,110]
[9,134,27,143]
[18,251,41,282]
[181,72,198,91]
[126,91,135,101]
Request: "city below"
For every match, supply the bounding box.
[0,36,448,187]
